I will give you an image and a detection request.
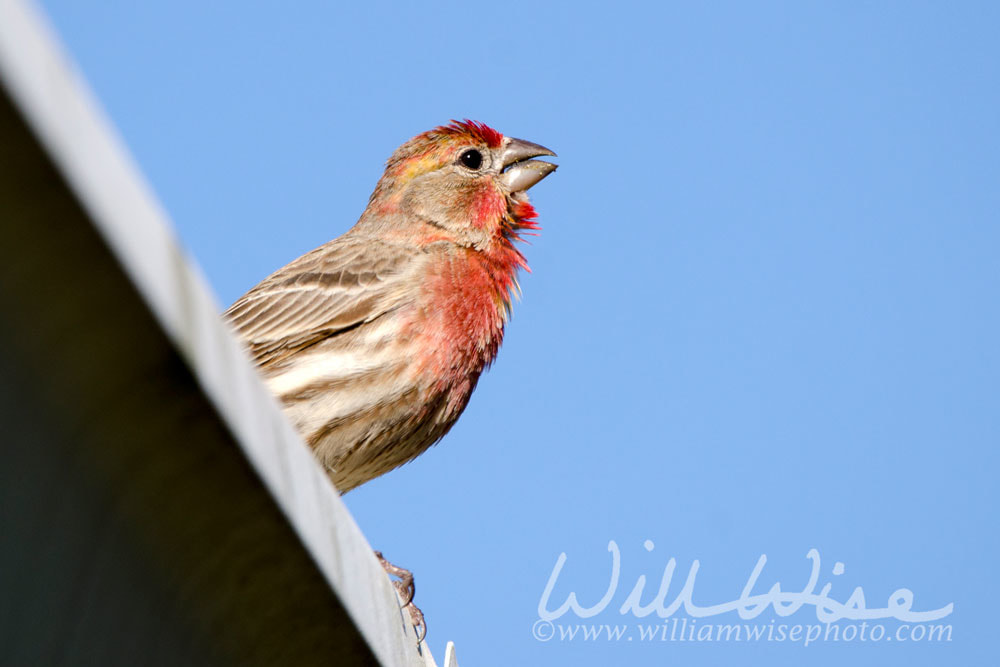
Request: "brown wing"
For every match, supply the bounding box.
[224,235,421,367]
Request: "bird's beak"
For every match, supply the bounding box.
[499,138,557,192]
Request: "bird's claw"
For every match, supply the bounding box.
[375,550,426,642]
[406,601,426,643]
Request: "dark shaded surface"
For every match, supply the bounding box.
[0,82,377,666]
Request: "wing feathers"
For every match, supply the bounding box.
[224,236,421,367]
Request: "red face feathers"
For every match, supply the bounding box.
[364,120,555,258]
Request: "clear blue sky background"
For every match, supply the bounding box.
[38,1,997,664]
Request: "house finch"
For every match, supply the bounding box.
[225,121,555,494]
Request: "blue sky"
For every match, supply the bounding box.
[38,1,998,664]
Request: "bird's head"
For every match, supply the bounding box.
[361,120,556,251]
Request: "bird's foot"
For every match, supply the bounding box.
[375,550,426,642]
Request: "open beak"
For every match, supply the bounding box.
[499,137,557,192]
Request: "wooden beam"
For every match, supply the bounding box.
[0,2,454,665]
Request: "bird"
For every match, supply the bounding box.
[223,120,556,637]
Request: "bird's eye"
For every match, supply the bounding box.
[459,149,483,170]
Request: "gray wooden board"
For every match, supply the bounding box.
[0,1,454,665]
